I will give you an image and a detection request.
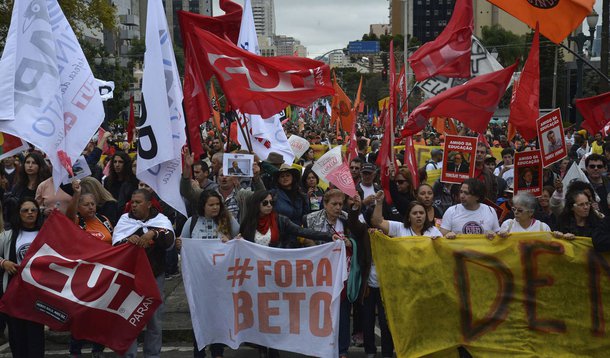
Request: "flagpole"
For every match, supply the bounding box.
[235,112,253,153]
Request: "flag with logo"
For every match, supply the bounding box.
[192,28,333,118]
[139,0,187,216]
[0,211,161,355]
[0,0,104,189]
[575,91,610,135]
[487,0,594,44]
[403,63,517,137]
[408,0,473,81]
[508,24,540,142]
[0,132,28,160]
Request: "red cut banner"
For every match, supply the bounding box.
[0,211,161,355]
[514,150,543,197]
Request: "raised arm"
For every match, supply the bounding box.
[370,191,390,234]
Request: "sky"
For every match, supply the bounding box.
[213,0,389,58]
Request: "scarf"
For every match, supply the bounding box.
[112,212,174,245]
[258,213,279,244]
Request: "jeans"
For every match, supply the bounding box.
[363,288,393,357]
[339,299,351,356]
[7,316,44,357]
[121,274,165,358]
[165,246,179,275]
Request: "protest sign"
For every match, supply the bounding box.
[441,135,477,184]
[537,109,567,168]
[0,211,161,355]
[326,162,357,197]
[181,239,347,357]
[514,150,542,196]
[223,153,254,177]
[312,146,343,182]
[371,230,610,357]
[288,135,310,159]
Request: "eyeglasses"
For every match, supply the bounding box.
[574,202,592,208]
[261,200,275,207]
[588,164,605,169]
[395,180,408,184]
[20,208,38,213]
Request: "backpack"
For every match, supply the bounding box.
[346,238,361,303]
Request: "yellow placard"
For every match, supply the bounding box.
[371,231,610,357]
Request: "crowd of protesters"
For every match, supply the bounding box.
[0,113,609,358]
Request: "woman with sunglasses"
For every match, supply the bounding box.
[556,190,602,239]
[497,193,552,236]
[0,198,44,357]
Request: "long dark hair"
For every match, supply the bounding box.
[403,201,433,234]
[301,165,319,189]
[197,190,232,237]
[106,152,135,187]
[11,197,42,232]
[14,152,50,192]
[239,190,273,241]
[559,190,596,224]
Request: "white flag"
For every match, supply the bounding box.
[139,0,187,216]
[95,78,115,101]
[236,0,294,164]
[312,146,343,183]
[0,0,104,188]
[181,238,347,357]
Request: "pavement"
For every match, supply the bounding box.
[0,275,387,357]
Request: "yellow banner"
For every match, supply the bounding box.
[371,231,610,357]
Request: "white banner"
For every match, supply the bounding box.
[418,35,504,98]
[312,145,343,183]
[0,0,104,188]
[288,135,310,159]
[235,0,295,164]
[138,0,187,216]
[181,239,347,357]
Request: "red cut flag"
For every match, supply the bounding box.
[0,211,161,355]
[376,106,396,205]
[192,28,334,118]
[127,95,135,143]
[575,92,610,134]
[331,73,354,131]
[508,24,540,141]
[487,0,594,44]
[0,132,28,160]
[404,136,420,188]
[402,63,517,137]
[408,0,473,82]
[326,162,357,198]
[396,66,408,121]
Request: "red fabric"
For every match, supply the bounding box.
[408,0,473,82]
[331,73,354,130]
[209,82,222,130]
[124,197,163,214]
[0,211,161,355]
[192,28,334,118]
[508,24,540,141]
[0,132,28,160]
[258,213,279,244]
[403,136,420,188]
[326,162,357,198]
[396,66,408,121]
[402,63,517,137]
[576,91,610,135]
[127,95,135,143]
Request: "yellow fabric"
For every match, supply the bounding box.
[370,230,610,357]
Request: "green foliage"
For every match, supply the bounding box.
[480,25,526,67]
[0,0,116,48]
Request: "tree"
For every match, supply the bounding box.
[0,0,116,48]
[480,25,526,67]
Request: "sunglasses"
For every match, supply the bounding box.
[261,200,275,207]
[588,164,605,169]
[20,208,38,213]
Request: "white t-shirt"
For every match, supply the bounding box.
[359,183,376,199]
[441,204,500,234]
[16,230,38,264]
[387,220,443,237]
[494,165,515,187]
[500,219,551,233]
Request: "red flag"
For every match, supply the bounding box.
[347,117,358,162]
[576,92,610,134]
[404,136,420,188]
[431,117,458,135]
[402,63,517,137]
[508,24,540,141]
[326,162,357,198]
[209,82,223,130]
[0,211,162,355]
[331,73,354,130]
[0,132,28,160]
[192,28,334,118]
[378,40,397,205]
[408,0,473,82]
[127,95,135,143]
[396,66,408,121]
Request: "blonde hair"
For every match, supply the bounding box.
[80,177,117,204]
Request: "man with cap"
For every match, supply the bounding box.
[357,163,382,213]
[425,149,443,172]
[260,152,285,190]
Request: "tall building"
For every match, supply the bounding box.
[252,0,276,37]
[162,0,213,45]
[370,24,391,37]
[103,0,142,58]
[412,0,454,43]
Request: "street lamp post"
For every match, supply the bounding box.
[569,11,599,129]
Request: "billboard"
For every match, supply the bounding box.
[348,41,380,54]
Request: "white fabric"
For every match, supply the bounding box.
[254,229,272,246]
[112,213,174,245]
[500,218,551,233]
[387,220,443,237]
[288,135,310,159]
[181,239,347,357]
[95,78,115,101]
[139,0,187,216]
[359,183,376,199]
[563,162,600,201]
[236,0,294,165]
[440,203,500,234]
[16,230,38,264]
[312,146,343,183]
[0,0,104,190]
[494,166,515,187]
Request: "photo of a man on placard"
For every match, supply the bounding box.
[228,161,245,175]
[446,151,470,173]
[544,129,563,154]
[518,167,538,189]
